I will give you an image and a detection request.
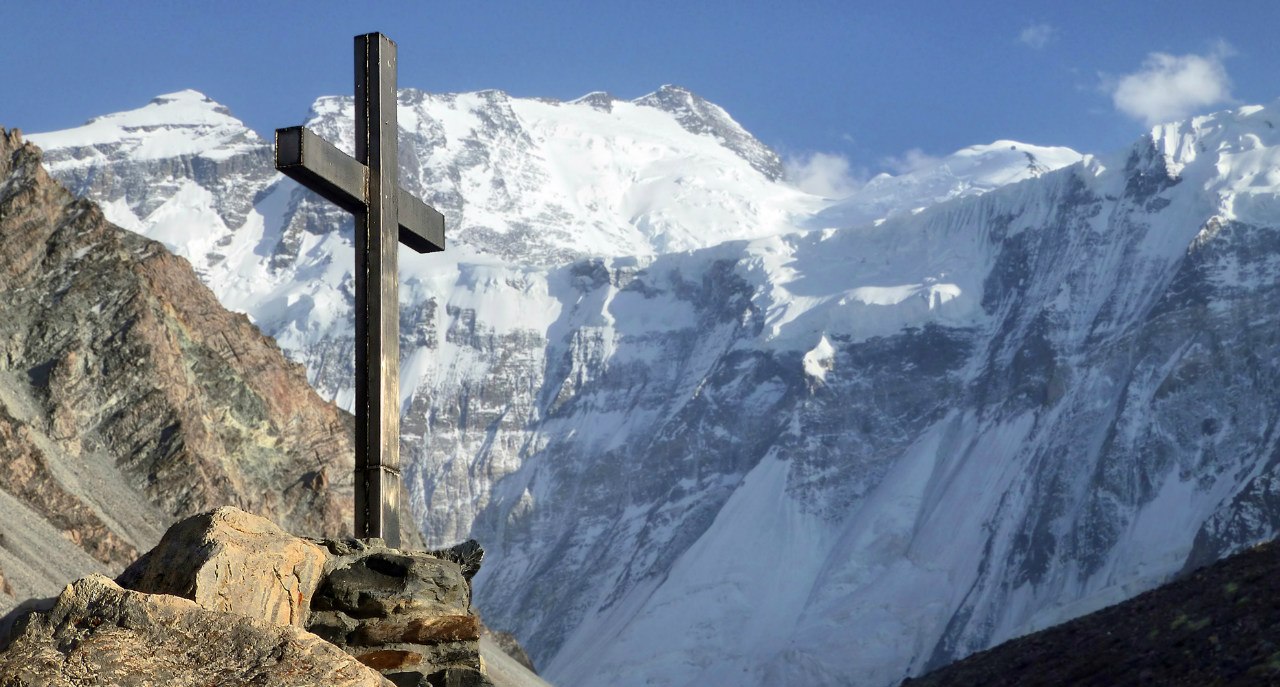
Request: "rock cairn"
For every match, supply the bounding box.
[308,538,487,687]
[1,508,492,687]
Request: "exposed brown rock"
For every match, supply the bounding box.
[0,126,430,598]
[0,574,393,687]
[116,507,327,627]
[0,406,136,568]
[357,649,424,670]
[354,614,482,645]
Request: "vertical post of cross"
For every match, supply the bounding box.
[276,32,444,548]
[354,32,402,546]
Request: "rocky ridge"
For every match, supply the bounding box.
[0,127,541,686]
[902,539,1280,686]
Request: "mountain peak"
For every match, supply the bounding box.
[633,84,784,181]
[808,139,1083,229]
[1146,99,1280,173]
[570,91,618,112]
[28,91,260,168]
[150,88,214,103]
[1126,99,1280,225]
[144,89,233,116]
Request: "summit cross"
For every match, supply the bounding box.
[273,32,445,548]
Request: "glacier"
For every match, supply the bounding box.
[27,87,1280,686]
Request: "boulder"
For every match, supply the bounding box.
[0,574,392,686]
[117,507,327,627]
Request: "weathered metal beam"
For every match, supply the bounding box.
[275,127,443,251]
[274,126,367,214]
[353,31,402,547]
[397,188,446,253]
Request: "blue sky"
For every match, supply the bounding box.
[6,1,1280,190]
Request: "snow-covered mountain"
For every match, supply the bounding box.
[27,89,1280,687]
[806,140,1084,229]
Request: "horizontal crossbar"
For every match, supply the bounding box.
[275,126,366,214]
[396,187,445,253]
[275,127,445,254]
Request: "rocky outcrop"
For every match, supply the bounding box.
[91,508,486,686]
[117,507,327,628]
[0,508,493,686]
[0,574,392,687]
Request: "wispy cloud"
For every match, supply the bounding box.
[1106,43,1234,126]
[785,152,862,198]
[1018,23,1054,49]
[880,148,941,175]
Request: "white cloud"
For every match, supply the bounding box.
[1108,46,1234,126]
[785,152,862,198]
[880,148,942,175]
[1018,23,1054,49]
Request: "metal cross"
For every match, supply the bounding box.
[273,32,444,548]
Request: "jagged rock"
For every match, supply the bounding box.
[116,507,327,627]
[430,539,484,583]
[0,574,392,687]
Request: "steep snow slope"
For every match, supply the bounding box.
[475,105,1280,686]
[29,90,1280,687]
[807,140,1082,229]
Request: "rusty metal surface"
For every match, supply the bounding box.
[272,31,446,548]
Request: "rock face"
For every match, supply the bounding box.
[0,124,353,537]
[0,574,392,687]
[117,507,328,628]
[0,125,421,612]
